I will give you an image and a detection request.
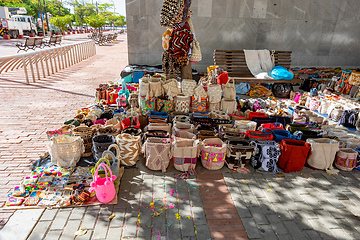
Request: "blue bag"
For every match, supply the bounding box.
[263,129,299,142]
[270,66,294,80]
[132,71,145,83]
[235,83,251,95]
[310,88,318,97]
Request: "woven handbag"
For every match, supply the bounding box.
[173,122,195,135]
[221,99,237,114]
[139,77,150,98]
[173,130,196,140]
[318,100,330,115]
[201,138,227,170]
[329,106,344,122]
[129,92,139,108]
[348,71,360,86]
[139,96,156,116]
[72,125,95,157]
[172,139,199,172]
[143,138,171,172]
[223,79,236,100]
[149,78,164,98]
[334,148,358,171]
[309,98,321,111]
[116,133,141,166]
[92,134,116,161]
[234,120,257,131]
[278,139,311,173]
[191,97,207,113]
[48,135,84,168]
[172,115,191,123]
[193,81,207,103]
[105,118,121,130]
[226,138,254,169]
[246,131,274,140]
[175,95,191,114]
[263,129,299,142]
[208,102,220,111]
[181,79,196,96]
[306,138,339,172]
[198,130,219,141]
[250,140,281,173]
[210,110,230,120]
[163,79,179,100]
[146,123,172,133]
[207,85,222,103]
[156,98,174,113]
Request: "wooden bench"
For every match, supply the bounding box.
[15,37,43,52]
[214,49,303,84]
[43,35,62,47]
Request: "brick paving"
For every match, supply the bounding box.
[1,32,360,240]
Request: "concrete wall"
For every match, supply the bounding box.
[126,0,360,72]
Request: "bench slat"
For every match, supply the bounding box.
[230,77,303,84]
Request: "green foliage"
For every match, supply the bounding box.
[50,15,72,32]
[1,0,70,17]
[85,14,105,29]
[70,0,96,27]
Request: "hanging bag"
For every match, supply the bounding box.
[223,79,236,100]
[90,163,117,203]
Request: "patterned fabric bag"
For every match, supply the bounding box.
[129,93,139,108]
[306,138,339,172]
[250,140,280,173]
[139,96,156,116]
[172,122,195,135]
[334,148,358,171]
[143,138,171,172]
[168,22,193,60]
[349,71,360,86]
[329,106,344,122]
[201,138,227,170]
[172,139,199,172]
[338,110,359,128]
[162,51,180,79]
[163,79,179,100]
[223,79,236,100]
[146,123,172,133]
[116,133,141,167]
[160,0,181,27]
[221,99,237,114]
[162,28,173,51]
[191,96,207,113]
[175,95,191,113]
[225,139,254,169]
[156,98,174,113]
[210,110,230,120]
[318,100,330,115]
[207,84,222,103]
[309,98,321,111]
[48,135,84,168]
[72,125,95,157]
[181,79,196,96]
[235,83,251,95]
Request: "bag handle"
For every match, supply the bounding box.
[93,163,116,182]
[92,158,111,175]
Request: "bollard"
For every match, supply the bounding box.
[3,35,10,39]
[18,35,24,39]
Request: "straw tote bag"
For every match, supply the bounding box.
[181,79,196,96]
[163,79,179,100]
[221,99,237,114]
[223,79,236,100]
[175,95,191,113]
[207,85,222,103]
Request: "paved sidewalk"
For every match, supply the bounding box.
[1,32,360,240]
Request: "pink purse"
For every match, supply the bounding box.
[90,163,117,203]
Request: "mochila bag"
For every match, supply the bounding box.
[173,130,196,140]
[246,131,274,140]
[72,125,95,157]
[149,78,164,98]
[226,139,254,169]
[172,115,190,124]
[90,163,117,204]
[139,96,156,116]
[329,106,344,122]
[46,129,72,140]
[193,81,207,102]
[156,98,174,113]
[223,79,236,100]
[338,110,359,128]
[191,97,207,113]
[116,133,141,166]
[163,79,179,100]
[198,130,219,141]
[309,98,321,111]
[210,110,230,120]
[318,100,330,115]
[173,122,195,135]
[175,95,191,114]
[221,99,237,114]
[207,84,222,103]
[129,93,139,108]
[92,134,116,161]
[139,77,150,98]
[48,135,84,168]
[208,102,220,111]
[235,83,251,95]
[172,139,199,172]
[348,71,360,86]
[146,123,172,133]
[334,148,358,171]
[121,117,141,130]
[278,139,311,173]
[143,137,171,172]
[306,138,339,173]
[188,19,202,63]
[105,118,121,130]
[201,138,227,170]
[181,79,196,96]
[101,147,120,177]
[250,140,280,173]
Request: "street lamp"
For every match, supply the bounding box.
[109,0,115,31]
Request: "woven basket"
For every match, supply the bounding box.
[73,125,95,157]
[48,135,84,168]
[92,134,116,161]
[172,139,199,172]
[335,148,358,171]
[116,133,141,166]
[201,138,227,170]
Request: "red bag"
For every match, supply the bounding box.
[248,112,268,120]
[217,72,229,85]
[278,139,311,173]
[121,117,140,130]
[245,131,273,140]
[259,123,284,130]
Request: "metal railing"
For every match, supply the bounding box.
[0,40,96,84]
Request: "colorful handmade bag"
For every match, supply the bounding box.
[143,137,171,172]
[129,93,139,108]
[334,148,358,171]
[309,98,321,111]
[207,84,222,103]
[349,71,360,86]
[172,115,190,124]
[116,133,141,166]
[191,97,207,113]
[181,79,196,96]
[90,163,117,203]
[175,95,191,113]
[263,129,299,142]
[338,110,359,128]
[226,138,254,169]
[46,129,72,140]
[193,81,207,102]
[235,83,251,95]
[172,139,199,172]
[139,96,156,116]
[329,106,344,122]
[72,125,95,157]
[160,0,181,27]
[148,111,169,123]
[156,98,174,113]
[246,131,274,140]
[201,138,227,170]
[250,140,280,173]
[278,139,311,173]
[306,138,339,172]
[121,117,140,130]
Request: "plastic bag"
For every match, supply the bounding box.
[271,66,294,80]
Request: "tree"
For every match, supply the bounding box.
[50,14,71,32]
[85,14,105,32]
[70,0,95,27]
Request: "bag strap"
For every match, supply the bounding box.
[94,162,113,181]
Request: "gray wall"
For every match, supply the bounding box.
[126,0,360,72]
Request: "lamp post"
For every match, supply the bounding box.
[110,0,115,31]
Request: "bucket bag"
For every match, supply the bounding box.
[207,85,222,103]
[92,134,116,161]
[48,135,84,168]
[221,99,237,114]
[149,78,164,98]
[201,138,227,170]
[175,95,191,114]
[143,138,171,172]
[162,79,179,100]
[172,139,199,172]
[226,138,254,169]
[223,79,236,100]
[334,148,358,171]
[250,140,280,173]
[72,125,95,157]
[116,133,141,166]
[306,138,339,172]
[278,139,311,173]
